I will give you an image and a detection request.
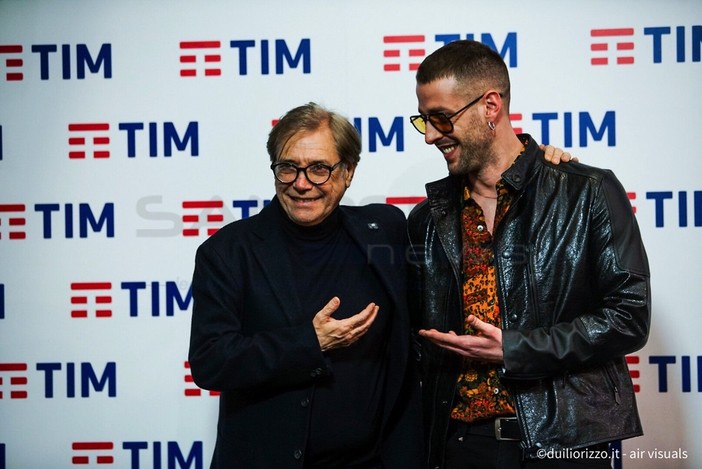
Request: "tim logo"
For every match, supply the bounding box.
[178,38,310,77]
[70,441,204,467]
[70,282,113,318]
[72,442,114,465]
[590,25,702,65]
[0,43,111,81]
[136,197,269,238]
[68,123,110,159]
[383,35,426,72]
[179,41,222,77]
[590,28,635,65]
[182,200,225,236]
[382,33,518,72]
[183,362,219,397]
[68,281,191,318]
[67,121,198,159]
[0,45,23,80]
[0,363,29,399]
[642,190,702,228]
[0,204,26,240]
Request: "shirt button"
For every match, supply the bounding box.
[293,449,303,459]
[477,225,485,232]
[300,398,310,407]
[493,387,500,394]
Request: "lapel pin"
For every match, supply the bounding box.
[367,222,379,230]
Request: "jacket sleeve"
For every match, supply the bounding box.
[188,238,329,393]
[502,170,651,378]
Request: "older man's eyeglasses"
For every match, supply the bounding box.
[409,93,487,135]
[270,161,342,185]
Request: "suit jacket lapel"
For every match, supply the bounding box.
[342,206,410,429]
[341,208,402,314]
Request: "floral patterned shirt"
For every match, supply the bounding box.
[450,149,525,423]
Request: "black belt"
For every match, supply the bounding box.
[450,417,521,441]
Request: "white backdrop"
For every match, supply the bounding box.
[1,1,700,467]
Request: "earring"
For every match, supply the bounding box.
[487,121,496,131]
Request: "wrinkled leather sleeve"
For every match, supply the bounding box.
[501,168,651,379]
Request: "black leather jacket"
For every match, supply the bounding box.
[407,136,650,468]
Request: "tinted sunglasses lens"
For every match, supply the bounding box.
[410,116,426,134]
[429,115,452,133]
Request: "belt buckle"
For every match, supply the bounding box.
[494,417,520,441]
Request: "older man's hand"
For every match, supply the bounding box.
[313,297,379,351]
[540,144,578,165]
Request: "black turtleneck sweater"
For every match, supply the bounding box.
[280,205,392,468]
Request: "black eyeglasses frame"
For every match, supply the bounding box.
[270,161,343,185]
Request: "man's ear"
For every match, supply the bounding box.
[484,90,503,120]
[344,164,356,188]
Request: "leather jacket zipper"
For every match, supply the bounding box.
[604,362,621,405]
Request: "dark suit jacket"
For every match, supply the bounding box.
[189,197,423,468]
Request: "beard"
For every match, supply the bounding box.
[449,121,496,176]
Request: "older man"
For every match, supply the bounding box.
[188,103,423,468]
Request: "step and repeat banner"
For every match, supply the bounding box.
[1,0,700,467]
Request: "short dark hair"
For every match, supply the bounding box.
[267,102,361,169]
[416,40,511,108]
